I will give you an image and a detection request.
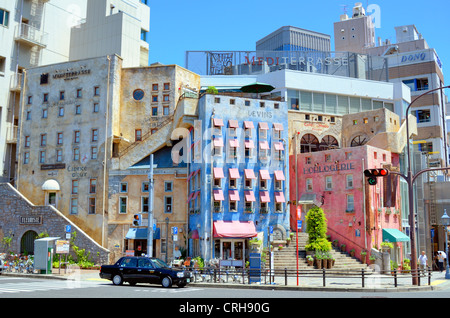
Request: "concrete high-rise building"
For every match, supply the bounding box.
[256,26,331,53]
[0,0,150,185]
[333,3,448,169]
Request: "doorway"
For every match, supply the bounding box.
[216,239,245,261]
[21,230,38,255]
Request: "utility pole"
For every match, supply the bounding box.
[147,154,154,257]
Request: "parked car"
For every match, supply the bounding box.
[100,257,192,288]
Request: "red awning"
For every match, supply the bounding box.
[213,118,224,127]
[274,170,285,181]
[213,221,257,238]
[244,121,254,129]
[228,119,239,128]
[213,167,224,179]
[213,189,225,201]
[275,192,286,203]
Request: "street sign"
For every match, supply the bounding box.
[297,220,302,230]
[269,226,273,234]
[173,234,178,241]
[55,240,70,254]
[65,225,71,233]
[173,227,178,235]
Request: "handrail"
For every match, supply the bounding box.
[327,227,367,252]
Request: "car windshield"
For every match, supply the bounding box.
[151,258,170,269]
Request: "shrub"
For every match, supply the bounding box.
[305,207,331,252]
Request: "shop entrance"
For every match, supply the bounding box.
[215,239,245,265]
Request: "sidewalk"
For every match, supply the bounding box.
[3,268,450,292]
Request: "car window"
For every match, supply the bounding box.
[151,258,169,269]
[138,258,154,268]
[120,258,137,267]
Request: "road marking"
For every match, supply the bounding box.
[0,280,101,294]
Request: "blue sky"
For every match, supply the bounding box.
[147,0,449,88]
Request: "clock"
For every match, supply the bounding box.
[133,89,145,101]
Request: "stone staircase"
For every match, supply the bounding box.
[270,233,370,272]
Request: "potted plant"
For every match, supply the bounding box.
[349,249,355,257]
[340,244,346,252]
[369,255,376,264]
[286,237,291,246]
[306,255,314,266]
[360,250,367,264]
[315,252,323,269]
[403,259,411,273]
[381,242,394,253]
[332,239,339,248]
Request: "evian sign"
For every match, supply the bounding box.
[244,55,349,67]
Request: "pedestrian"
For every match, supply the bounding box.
[418,251,428,276]
[438,252,445,272]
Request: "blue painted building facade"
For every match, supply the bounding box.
[187,94,290,262]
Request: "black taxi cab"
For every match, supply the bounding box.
[100,257,192,288]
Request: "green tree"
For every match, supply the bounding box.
[305,206,331,252]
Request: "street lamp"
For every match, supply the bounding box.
[441,209,450,279]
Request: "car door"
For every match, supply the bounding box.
[119,257,138,282]
[137,258,154,283]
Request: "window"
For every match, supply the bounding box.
[91,147,98,159]
[120,182,128,193]
[39,151,46,164]
[347,194,354,212]
[58,107,64,117]
[260,178,267,190]
[346,175,353,189]
[305,157,311,164]
[93,103,99,113]
[24,136,30,148]
[274,103,279,109]
[244,100,250,106]
[71,198,78,214]
[163,83,170,90]
[73,148,80,161]
[230,99,235,105]
[72,179,79,194]
[152,95,158,103]
[57,132,63,145]
[229,199,237,212]
[0,9,10,27]
[325,154,331,162]
[74,131,80,144]
[214,97,221,103]
[345,152,352,160]
[152,106,158,116]
[164,181,173,192]
[163,106,169,116]
[135,129,142,141]
[91,129,98,142]
[152,84,158,91]
[142,182,149,192]
[417,110,431,123]
[27,96,32,105]
[229,177,237,189]
[42,109,48,118]
[26,111,31,120]
[23,152,29,164]
[165,196,173,213]
[94,86,100,96]
[76,89,82,98]
[75,105,81,115]
[306,178,313,192]
[56,149,63,162]
[163,95,169,102]
[90,179,97,194]
[141,197,149,212]
[43,93,49,103]
[119,197,127,214]
[88,198,96,214]
[325,176,332,190]
[59,91,65,100]
[275,202,283,213]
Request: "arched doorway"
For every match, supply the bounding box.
[21,230,38,255]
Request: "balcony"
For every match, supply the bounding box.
[6,125,18,144]
[14,22,48,48]
[10,73,23,92]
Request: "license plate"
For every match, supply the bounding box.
[187,279,190,283]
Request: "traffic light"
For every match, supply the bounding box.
[133,214,142,226]
[364,169,390,186]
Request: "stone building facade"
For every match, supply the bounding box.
[0,183,109,263]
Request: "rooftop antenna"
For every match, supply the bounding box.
[340,4,348,15]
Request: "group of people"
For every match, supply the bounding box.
[418,250,447,273]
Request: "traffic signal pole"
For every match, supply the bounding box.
[147,154,154,257]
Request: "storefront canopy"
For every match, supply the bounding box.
[382,228,410,243]
[213,221,257,238]
[125,227,160,240]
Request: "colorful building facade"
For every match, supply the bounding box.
[187,93,290,264]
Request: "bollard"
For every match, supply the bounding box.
[285,268,287,286]
[428,266,431,285]
[362,268,365,288]
[393,269,397,287]
[322,268,326,287]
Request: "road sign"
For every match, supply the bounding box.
[269,226,273,234]
[173,227,178,235]
[297,220,302,230]
[65,225,71,233]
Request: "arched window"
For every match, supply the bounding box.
[351,135,368,147]
[300,134,320,153]
[320,135,339,151]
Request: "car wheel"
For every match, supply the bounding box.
[112,274,123,286]
[161,276,172,288]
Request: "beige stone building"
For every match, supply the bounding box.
[16,54,201,262]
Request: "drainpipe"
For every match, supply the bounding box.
[102,55,111,247]
[16,69,27,190]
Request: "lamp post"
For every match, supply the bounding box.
[389,85,450,285]
[441,209,450,279]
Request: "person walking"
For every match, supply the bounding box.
[438,252,445,272]
[418,251,428,276]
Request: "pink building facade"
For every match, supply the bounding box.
[290,144,405,262]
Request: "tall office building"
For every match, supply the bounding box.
[333,3,447,169]
[256,26,331,53]
[0,0,150,184]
